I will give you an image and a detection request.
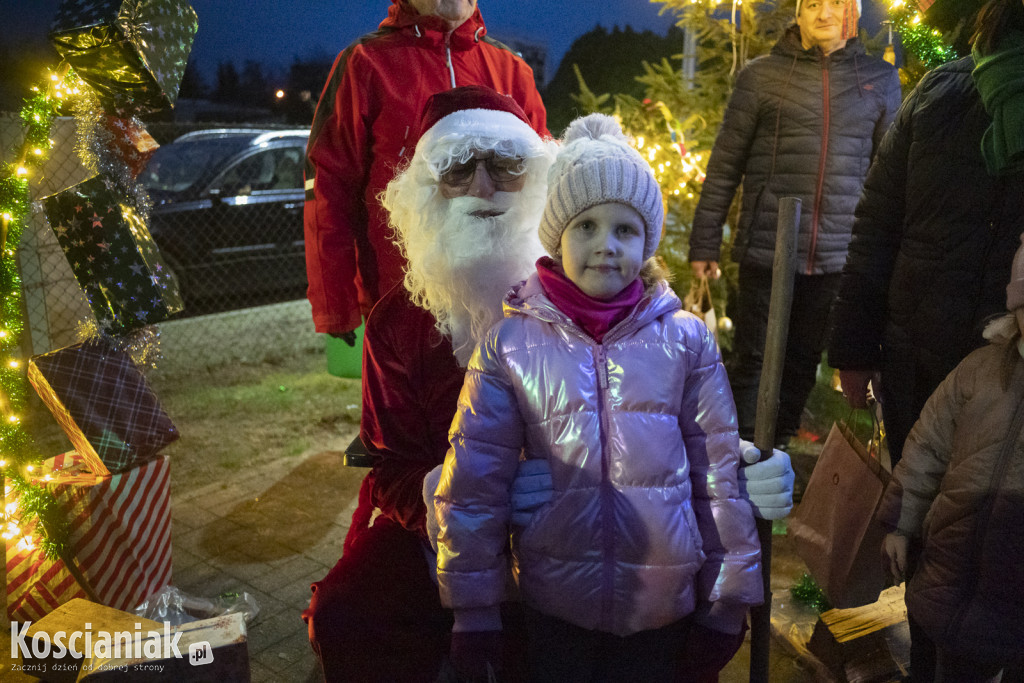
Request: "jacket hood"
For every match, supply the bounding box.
[382,1,487,46]
[504,273,682,340]
[772,24,864,61]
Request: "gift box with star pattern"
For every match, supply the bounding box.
[41,173,184,334]
[48,0,198,116]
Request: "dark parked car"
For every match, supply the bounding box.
[140,128,309,311]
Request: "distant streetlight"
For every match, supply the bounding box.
[275,89,286,100]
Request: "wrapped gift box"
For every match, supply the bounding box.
[41,173,184,334]
[17,598,164,683]
[6,454,173,622]
[103,115,160,177]
[48,0,198,116]
[29,337,179,475]
[86,612,250,681]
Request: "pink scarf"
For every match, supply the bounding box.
[535,257,643,342]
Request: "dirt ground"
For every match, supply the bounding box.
[24,337,361,495]
[150,349,362,492]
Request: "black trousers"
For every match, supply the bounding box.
[728,265,841,444]
[525,607,692,683]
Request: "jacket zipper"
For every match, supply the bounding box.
[807,57,830,275]
[593,344,616,629]
[445,33,457,87]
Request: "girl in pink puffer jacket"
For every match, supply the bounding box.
[433,114,762,682]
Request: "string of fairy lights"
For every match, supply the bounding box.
[0,65,83,560]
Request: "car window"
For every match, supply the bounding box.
[271,149,304,190]
[218,147,304,194]
[141,137,250,193]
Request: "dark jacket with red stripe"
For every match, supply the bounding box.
[303,1,548,334]
[688,26,900,275]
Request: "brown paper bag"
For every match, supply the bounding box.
[788,422,891,608]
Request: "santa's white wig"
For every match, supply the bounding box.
[381,86,556,364]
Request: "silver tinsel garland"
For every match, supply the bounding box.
[70,83,163,373]
[75,318,164,374]
[71,87,152,223]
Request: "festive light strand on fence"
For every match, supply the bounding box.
[0,64,83,560]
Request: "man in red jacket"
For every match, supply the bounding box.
[303,0,548,342]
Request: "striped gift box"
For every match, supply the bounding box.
[6,454,173,622]
[28,337,179,475]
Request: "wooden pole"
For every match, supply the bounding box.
[748,196,801,682]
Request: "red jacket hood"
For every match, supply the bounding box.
[382,0,488,46]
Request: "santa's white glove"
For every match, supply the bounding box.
[738,440,794,520]
[510,458,553,526]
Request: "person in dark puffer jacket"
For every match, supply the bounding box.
[689,0,901,448]
[828,0,1024,470]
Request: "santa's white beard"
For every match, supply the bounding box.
[401,191,544,365]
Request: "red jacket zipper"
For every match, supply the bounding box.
[445,32,457,87]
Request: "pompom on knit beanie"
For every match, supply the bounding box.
[1007,233,1024,311]
[539,113,664,261]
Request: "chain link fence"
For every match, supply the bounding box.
[2,113,326,382]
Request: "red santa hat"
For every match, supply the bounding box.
[414,85,542,157]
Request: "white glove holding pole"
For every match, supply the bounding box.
[738,439,795,520]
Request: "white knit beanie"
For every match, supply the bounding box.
[539,113,664,260]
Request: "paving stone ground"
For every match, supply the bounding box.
[174,443,823,683]
[170,435,362,683]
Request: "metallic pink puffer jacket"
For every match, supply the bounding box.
[435,275,762,636]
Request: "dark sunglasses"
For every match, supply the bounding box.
[440,155,526,187]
